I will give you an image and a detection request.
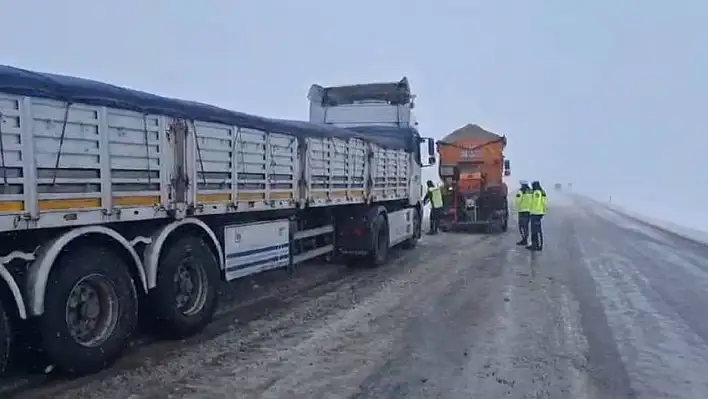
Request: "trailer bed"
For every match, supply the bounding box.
[0,67,417,233]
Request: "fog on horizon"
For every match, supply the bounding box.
[1,0,706,227]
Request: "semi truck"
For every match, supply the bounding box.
[0,66,434,376]
[436,124,511,233]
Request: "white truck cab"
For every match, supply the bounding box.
[307,77,436,205]
[308,77,418,128]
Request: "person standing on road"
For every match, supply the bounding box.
[528,181,547,251]
[515,181,532,246]
[423,180,444,235]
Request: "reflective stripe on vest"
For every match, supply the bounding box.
[523,193,534,211]
[516,191,532,212]
[429,187,443,208]
[530,190,546,215]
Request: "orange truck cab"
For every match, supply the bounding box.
[437,124,510,233]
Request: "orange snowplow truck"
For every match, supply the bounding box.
[437,124,511,233]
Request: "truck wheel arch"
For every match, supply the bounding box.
[371,205,388,224]
[0,264,27,320]
[144,218,223,290]
[26,225,148,317]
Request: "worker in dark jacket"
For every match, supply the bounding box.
[514,181,532,245]
[528,181,547,251]
[422,180,444,234]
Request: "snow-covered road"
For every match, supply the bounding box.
[6,194,708,398]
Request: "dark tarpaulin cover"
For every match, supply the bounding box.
[0,65,413,151]
[347,125,420,152]
[313,77,412,106]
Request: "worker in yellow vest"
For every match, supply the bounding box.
[527,181,548,251]
[514,181,533,246]
[423,180,444,235]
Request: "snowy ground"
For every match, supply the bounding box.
[6,194,708,398]
[577,194,708,245]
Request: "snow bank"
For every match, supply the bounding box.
[582,195,708,245]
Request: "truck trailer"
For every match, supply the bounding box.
[0,66,434,376]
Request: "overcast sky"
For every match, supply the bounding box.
[1,0,706,210]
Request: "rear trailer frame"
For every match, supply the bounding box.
[439,190,509,234]
[0,66,425,376]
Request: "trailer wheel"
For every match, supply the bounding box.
[501,216,509,232]
[0,300,11,376]
[486,217,505,234]
[149,235,220,339]
[39,246,138,375]
[401,208,421,249]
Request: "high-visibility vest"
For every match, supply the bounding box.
[530,189,547,215]
[429,187,443,208]
[515,190,532,213]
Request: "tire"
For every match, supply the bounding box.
[401,208,421,249]
[368,213,390,267]
[0,299,11,376]
[149,235,220,339]
[39,246,138,376]
[502,216,509,232]
[485,219,503,234]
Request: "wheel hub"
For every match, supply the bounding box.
[173,256,208,316]
[175,264,197,308]
[65,274,119,348]
[83,295,100,319]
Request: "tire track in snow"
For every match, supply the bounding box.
[574,209,708,399]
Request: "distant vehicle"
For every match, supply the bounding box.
[436,124,510,233]
[0,68,436,376]
[554,183,562,190]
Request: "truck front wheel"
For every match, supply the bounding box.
[401,208,421,249]
[344,211,390,268]
[149,235,220,339]
[39,246,138,375]
[0,299,11,376]
[369,213,390,267]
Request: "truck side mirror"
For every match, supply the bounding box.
[503,159,510,170]
[419,137,437,167]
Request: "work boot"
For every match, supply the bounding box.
[526,245,541,251]
[516,240,527,246]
